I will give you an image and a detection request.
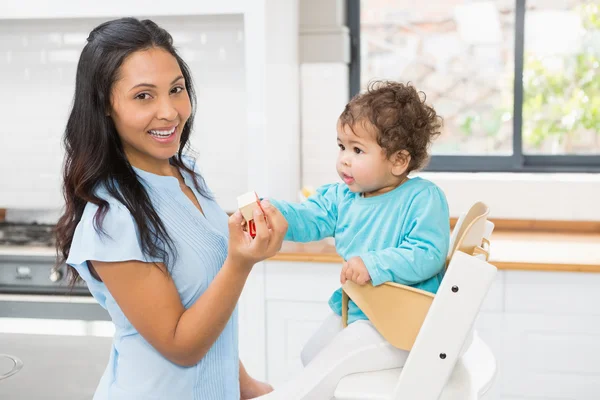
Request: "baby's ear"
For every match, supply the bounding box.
[391,150,411,176]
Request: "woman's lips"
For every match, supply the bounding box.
[148,125,178,144]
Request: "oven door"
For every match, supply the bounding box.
[0,294,113,400]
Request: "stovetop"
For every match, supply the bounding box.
[0,222,55,247]
[0,223,90,295]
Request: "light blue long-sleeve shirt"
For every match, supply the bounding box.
[270,177,450,324]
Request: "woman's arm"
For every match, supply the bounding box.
[92,256,247,367]
[92,201,287,367]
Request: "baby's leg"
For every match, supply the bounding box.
[259,319,408,400]
[300,312,344,367]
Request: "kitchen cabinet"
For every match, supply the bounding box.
[238,260,600,400]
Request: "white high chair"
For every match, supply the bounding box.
[263,202,497,400]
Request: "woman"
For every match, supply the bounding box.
[55,17,287,399]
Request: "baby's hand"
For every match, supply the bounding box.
[340,256,371,285]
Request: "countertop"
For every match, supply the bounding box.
[2,230,599,273]
[271,231,600,273]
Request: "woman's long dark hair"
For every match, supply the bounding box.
[55,17,210,284]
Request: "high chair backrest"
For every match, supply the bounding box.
[446,202,492,265]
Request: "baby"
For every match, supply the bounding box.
[262,80,451,399]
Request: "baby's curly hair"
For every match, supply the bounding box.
[339,80,442,173]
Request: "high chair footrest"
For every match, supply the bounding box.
[333,333,496,400]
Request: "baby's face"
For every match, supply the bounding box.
[336,119,404,197]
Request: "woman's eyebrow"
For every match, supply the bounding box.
[129,75,184,91]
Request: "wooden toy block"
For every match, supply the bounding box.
[237,191,264,238]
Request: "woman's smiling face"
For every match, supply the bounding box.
[109,46,192,169]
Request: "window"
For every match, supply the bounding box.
[348,0,600,172]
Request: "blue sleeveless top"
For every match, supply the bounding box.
[67,163,239,400]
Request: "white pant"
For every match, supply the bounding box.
[258,313,409,400]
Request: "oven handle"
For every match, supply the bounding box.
[0,354,24,381]
[0,294,97,304]
[0,293,110,321]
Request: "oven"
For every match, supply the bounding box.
[0,243,113,400]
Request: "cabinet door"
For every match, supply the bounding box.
[238,263,268,381]
[500,270,600,400]
[264,261,341,385]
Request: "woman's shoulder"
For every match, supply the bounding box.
[73,183,139,246]
[80,184,131,221]
[67,189,154,267]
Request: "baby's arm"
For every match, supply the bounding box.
[357,187,450,286]
[269,184,340,242]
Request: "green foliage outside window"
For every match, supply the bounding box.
[459,3,599,153]
[523,3,600,152]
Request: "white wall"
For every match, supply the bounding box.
[298,0,349,191]
[0,14,247,211]
[300,64,348,186]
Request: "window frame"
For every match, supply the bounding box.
[347,0,600,173]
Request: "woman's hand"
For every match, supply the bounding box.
[240,377,274,399]
[227,200,288,270]
[239,360,274,399]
